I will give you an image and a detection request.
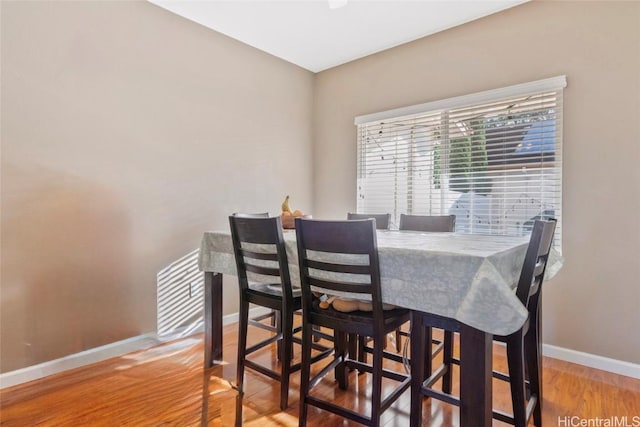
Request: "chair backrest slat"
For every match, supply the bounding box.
[308,277,371,294]
[399,214,455,232]
[537,228,554,256]
[306,259,371,275]
[239,248,278,261]
[347,213,391,230]
[296,219,375,254]
[244,263,280,277]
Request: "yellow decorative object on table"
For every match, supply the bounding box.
[279,195,310,228]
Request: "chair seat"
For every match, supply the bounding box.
[309,300,410,337]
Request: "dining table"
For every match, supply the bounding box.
[198,228,562,426]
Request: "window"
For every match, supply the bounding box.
[355,76,565,250]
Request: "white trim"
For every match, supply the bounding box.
[543,344,640,379]
[0,306,273,390]
[354,75,567,125]
[0,333,159,389]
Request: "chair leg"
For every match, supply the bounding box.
[526,327,543,427]
[236,300,250,399]
[335,330,349,390]
[357,335,366,367]
[506,332,528,427]
[275,311,283,361]
[370,333,384,427]
[233,392,244,427]
[423,326,433,386]
[530,301,544,427]
[410,314,426,427]
[348,333,357,371]
[395,327,402,353]
[442,330,454,394]
[298,320,313,427]
[279,309,293,410]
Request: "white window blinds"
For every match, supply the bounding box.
[355,76,565,249]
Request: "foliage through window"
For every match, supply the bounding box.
[355,77,564,250]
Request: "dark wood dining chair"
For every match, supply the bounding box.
[347,212,391,230]
[229,215,331,412]
[410,219,557,427]
[295,218,411,427]
[399,213,456,233]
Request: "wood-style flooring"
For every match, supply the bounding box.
[1,323,639,426]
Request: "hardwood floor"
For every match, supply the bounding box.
[1,324,639,426]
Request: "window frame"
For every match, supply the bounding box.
[354,76,566,250]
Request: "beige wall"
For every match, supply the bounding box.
[313,1,640,364]
[1,1,314,372]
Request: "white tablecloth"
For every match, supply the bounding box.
[198,230,562,336]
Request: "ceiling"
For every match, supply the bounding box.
[149,0,527,73]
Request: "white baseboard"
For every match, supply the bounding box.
[0,333,160,390]
[0,307,273,390]
[543,344,640,379]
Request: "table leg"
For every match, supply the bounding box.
[459,323,493,426]
[409,312,426,427]
[204,272,223,368]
